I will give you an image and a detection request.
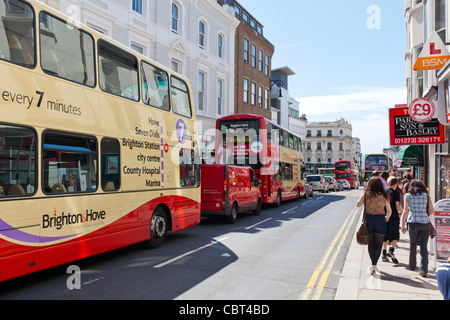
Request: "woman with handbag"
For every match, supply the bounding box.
[401,180,434,277]
[357,177,392,275]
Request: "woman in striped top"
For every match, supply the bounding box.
[401,180,434,277]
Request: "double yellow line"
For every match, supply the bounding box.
[299,205,361,300]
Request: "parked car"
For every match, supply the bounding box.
[304,178,314,198]
[306,174,329,193]
[324,176,339,192]
[338,179,351,190]
[201,164,262,224]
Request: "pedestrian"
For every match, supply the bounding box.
[371,170,380,178]
[381,171,389,190]
[403,173,413,196]
[397,177,404,208]
[357,177,392,275]
[382,176,403,264]
[437,256,450,300]
[401,180,434,277]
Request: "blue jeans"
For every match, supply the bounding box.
[407,223,430,274]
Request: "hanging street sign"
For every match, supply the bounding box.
[389,106,446,146]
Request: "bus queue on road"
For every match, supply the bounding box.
[0,0,363,283]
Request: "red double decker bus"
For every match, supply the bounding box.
[215,114,305,206]
[335,160,360,189]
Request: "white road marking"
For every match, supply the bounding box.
[154,237,229,269]
[245,218,273,230]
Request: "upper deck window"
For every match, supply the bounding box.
[141,61,170,111]
[99,40,139,101]
[39,12,95,87]
[171,76,192,118]
[0,0,35,67]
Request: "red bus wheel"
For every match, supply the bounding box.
[275,191,282,207]
[148,207,168,248]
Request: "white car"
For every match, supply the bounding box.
[306,175,329,193]
[324,176,339,192]
[339,179,351,190]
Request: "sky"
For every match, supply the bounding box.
[238,0,407,155]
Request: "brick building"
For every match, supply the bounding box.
[232,1,274,119]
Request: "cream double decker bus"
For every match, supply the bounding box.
[0,0,200,282]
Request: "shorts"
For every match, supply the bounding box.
[366,213,386,235]
[384,215,400,242]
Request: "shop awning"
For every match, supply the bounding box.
[398,145,424,167]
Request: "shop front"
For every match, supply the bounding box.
[398,145,425,182]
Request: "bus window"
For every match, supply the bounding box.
[0,0,35,67]
[39,12,95,86]
[43,131,97,194]
[0,123,36,197]
[277,162,284,181]
[285,163,293,180]
[99,40,139,101]
[279,129,284,146]
[289,134,294,150]
[101,138,120,191]
[179,148,195,187]
[171,76,192,118]
[283,131,289,148]
[141,61,170,111]
[266,122,272,143]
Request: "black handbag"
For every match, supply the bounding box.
[356,193,369,246]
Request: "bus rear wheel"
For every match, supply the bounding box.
[148,207,168,248]
[275,190,282,207]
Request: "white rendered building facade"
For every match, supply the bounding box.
[305,118,359,171]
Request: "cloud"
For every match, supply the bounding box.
[297,87,406,116]
[297,87,407,154]
[352,113,390,155]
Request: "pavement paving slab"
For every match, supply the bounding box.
[336,210,444,300]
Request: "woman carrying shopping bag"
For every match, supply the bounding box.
[357,177,391,275]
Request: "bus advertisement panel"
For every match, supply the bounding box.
[0,0,200,282]
[335,161,360,189]
[216,115,305,206]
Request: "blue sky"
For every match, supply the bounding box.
[238,0,407,154]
